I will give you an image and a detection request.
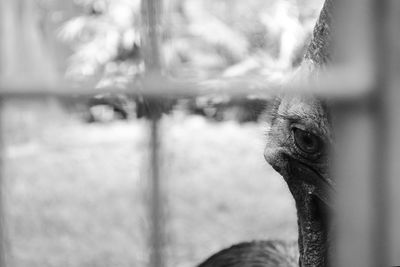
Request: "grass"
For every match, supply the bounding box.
[1,99,297,267]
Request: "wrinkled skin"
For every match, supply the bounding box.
[265,93,334,267]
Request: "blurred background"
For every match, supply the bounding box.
[1,0,323,266]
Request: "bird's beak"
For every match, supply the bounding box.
[288,158,335,211]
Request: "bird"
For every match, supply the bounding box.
[197,0,335,266]
[198,240,299,267]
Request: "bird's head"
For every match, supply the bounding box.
[264,94,334,207]
[264,93,334,266]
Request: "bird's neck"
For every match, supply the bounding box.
[293,189,329,267]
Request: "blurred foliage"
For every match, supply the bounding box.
[163,0,322,80]
[57,0,142,87]
[56,0,323,85]
[51,0,323,121]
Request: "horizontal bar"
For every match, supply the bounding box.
[0,66,373,99]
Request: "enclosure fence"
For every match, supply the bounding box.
[0,0,399,266]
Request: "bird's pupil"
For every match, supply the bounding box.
[303,135,313,147]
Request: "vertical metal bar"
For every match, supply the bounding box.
[148,117,164,267]
[334,104,377,267]
[141,0,163,74]
[370,0,390,265]
[0,0,7,265]
[0,99,5,267]
[383,0,400,264]
[0,0,4,77]
[334,0,392,264]
[141,1,165,267]
[333,0,390,266]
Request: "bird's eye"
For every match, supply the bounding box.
[292,128,322,154]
